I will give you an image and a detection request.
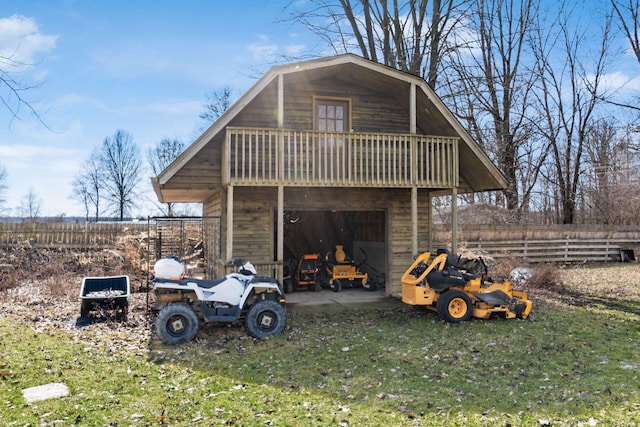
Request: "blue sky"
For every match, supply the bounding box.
[0,0,311,217]
[0,1,638,218]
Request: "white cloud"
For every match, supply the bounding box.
[603,71,640,91]
[0,144,77,160]
[0,14,58,71]
[248,34,279,62]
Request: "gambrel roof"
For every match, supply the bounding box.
[153,54,507,203]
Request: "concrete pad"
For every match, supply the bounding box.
[22,382,69,403]
[285,287,402,312]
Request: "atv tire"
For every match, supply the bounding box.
[437,290,473,323]
[155,302,199,344]
[245,300,286,338]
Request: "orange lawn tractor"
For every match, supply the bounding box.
[401,248,532,323]
[295,253,323,292]
[325,245,373,292]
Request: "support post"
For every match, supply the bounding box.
[427,191,433,251]
[410,83,416,134]
[411,187,418,256]
[277,185,284,282]
[451,187,458,255]
[410,83,418,256]
[278,74,284,128]
[226,185,234,262]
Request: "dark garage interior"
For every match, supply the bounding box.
[277,210,387,292]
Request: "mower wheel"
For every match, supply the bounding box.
[245,300,287,338]
[437,290,473,323]
[331,280,342,292]
[155,302,199,345]
[363,281,377,291]
[514,303,527,319]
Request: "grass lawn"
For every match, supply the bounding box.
[1,264,639,426]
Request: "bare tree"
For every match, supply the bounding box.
[444,0,543,220]
[148,138,185,216]
[99,130,143,221]
[71,176,91,222]
[18,187,42,221]
[0,163,7,210]
[71,149,105,222]
[611,0,640,62]
[285,0,471,88]
[0,56,45,126]
[531,8,615,224]
[583,120,640,224]
[199,86,235,127]
[0,16,56,126]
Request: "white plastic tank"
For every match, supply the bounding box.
[153,257,185,280]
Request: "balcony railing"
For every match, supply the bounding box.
[224,127,459,188]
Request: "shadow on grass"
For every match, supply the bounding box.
[568,294,640,316]
[144,293,640,425]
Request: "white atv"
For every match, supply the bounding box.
[151,257,287,344]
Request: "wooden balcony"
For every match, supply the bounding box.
[224,127,459,188]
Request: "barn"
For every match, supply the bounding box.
[152,54,507,297]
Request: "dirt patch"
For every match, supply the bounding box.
[0,245,152,349]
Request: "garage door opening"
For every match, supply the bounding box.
[277,210,387,293]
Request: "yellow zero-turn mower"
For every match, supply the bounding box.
[401,248,532,323]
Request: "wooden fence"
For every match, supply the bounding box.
[0,222,149,249]
[434,224,640,263]
[1,222,639,264]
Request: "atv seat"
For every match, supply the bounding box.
[190,277,228,289]
[249,276,280,285]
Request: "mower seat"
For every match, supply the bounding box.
[427,269,467,292]
[436,248,463,270]
[436,248,475,281]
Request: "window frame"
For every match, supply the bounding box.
[313,97,352,133]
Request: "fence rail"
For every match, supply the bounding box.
[434,225,640,263]
[0,222,149,249]
[1,222,639,264]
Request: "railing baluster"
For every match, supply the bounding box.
[225,127,457,188]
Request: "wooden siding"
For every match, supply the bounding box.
[225,127,458,189]
[231,187,276,262]
[281,77,412,133]
[161,138,224,199]
[387,191,432,296]
[231,79,280,128]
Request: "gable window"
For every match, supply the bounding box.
[316,99,349,132]
[314,98,351,180]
